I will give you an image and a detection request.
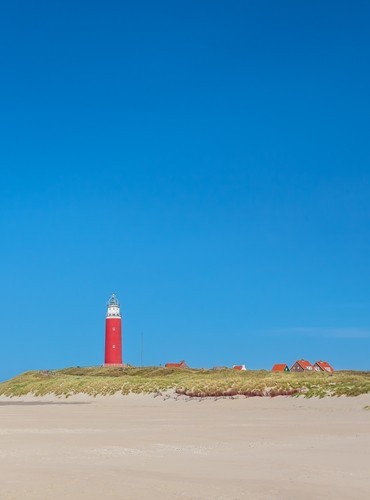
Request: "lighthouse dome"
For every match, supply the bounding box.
[106,294,121,318]
[107,294,120,307]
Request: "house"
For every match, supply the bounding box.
[232,364,247,371]
[313,361,334,373]
[290,359,313,372]
[271,364,290,372]
[165,360,189,369]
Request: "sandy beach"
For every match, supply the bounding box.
[0,393,369,500]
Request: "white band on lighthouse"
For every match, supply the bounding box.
[107,305,121,318]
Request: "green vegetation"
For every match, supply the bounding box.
[0,367,369,398]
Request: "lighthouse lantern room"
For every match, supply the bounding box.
[104,294,123,366]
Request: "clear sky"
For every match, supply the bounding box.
[1,1,369,380]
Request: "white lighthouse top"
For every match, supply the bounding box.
[106,293,121,318]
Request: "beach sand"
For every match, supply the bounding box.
[0,393,369,499]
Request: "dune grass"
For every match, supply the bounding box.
[1,367,369,398]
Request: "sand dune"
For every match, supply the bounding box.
[0,393,369,499]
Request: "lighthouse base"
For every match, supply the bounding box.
[103,363,125,367]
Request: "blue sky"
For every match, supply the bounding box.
[1,1,369,380]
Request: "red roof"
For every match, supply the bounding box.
[165,360,188,369]
[314,361,334,373]
[295,359,313,370]
[232,365,246,370]
[272,364,289,372]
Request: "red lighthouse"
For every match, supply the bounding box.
[104,294,123,366]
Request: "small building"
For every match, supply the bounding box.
[313,361,334,373]
[232,364,247,371]
[165,360,189,369]
[290,359,313,372]
[271,364,290,372]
